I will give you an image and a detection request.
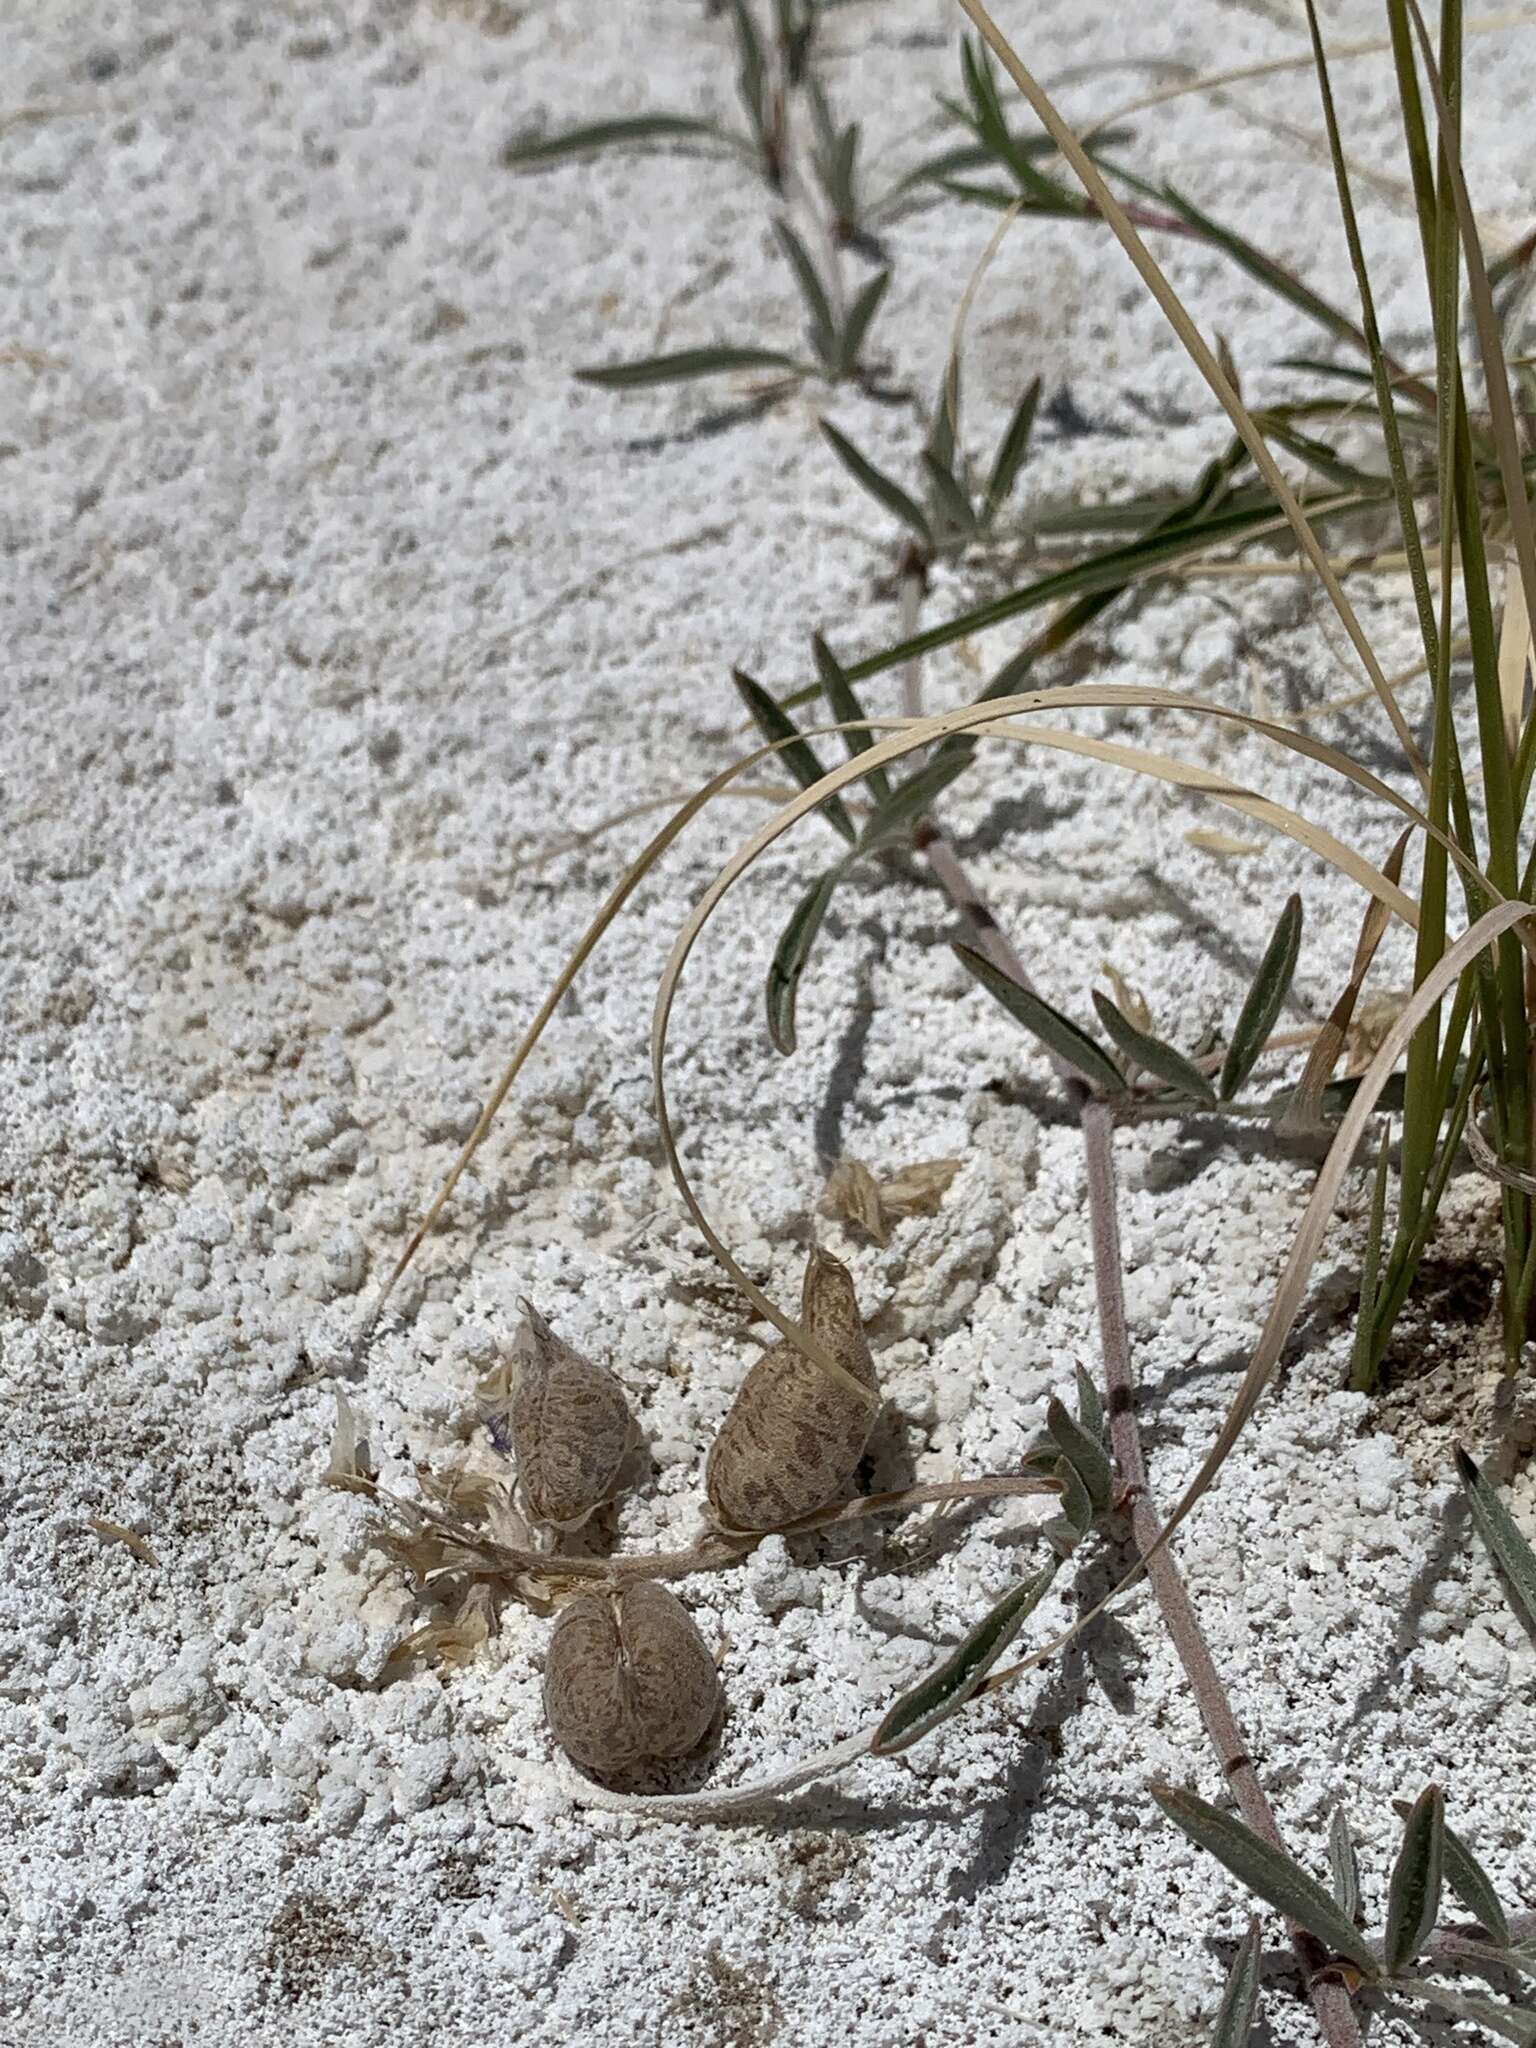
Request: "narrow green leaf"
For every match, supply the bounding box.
[575,346,801,389]
[836,267,891,376]
[766,869,843,1056]
[921,450,978,537]
[1091,991,1218,1105]
[1151,1785,1379,1975]
[1393,1798,1510,1947]
[1455,1444,1536,1634]
[1347,1121,1394,1392]
[927,351,962,484]
[501,114,734,168]
[871,1560,1059,1755]
[1208,1920,1262,2048]
[774,218,837,363]
[1219,894,1303,1101]
[732,669,857,844]
[1444,1821,1512,1948]
[984,375,1042,523]
[953,943,1124,1094]
[1328,1806,1361,1924]
[1074,1364,1104,1441]
[856,750,973,854]
[1047,1397,1113,1513]
[813,634,891,805]
[820,419,934,545]
[1049,1454,1093,1544]
[1385,1783,1445,1970]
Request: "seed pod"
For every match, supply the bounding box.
[705,1245,880,1532]
[543,1580,721,1774]
[509,1302,635,1530]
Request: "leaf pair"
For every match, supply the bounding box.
[953,894,1303,1107]
[822,366,1041,551]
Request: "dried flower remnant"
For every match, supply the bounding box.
[822,1156,961,1245]
[506,1302,636,1531]
[543,1580,721,1774]
[706,1245,881,1532]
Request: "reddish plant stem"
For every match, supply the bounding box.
[913,817,1362,2046]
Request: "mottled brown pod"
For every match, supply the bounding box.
[705,1245,880,1532]
[542,1581,721,1774]
[509,1301,635,1530]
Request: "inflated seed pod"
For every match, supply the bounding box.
[543,1580,721,1774]
[705,1245,880,1533]
[509,1301,635,1530]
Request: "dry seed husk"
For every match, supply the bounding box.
[509,1302,635,1530]
[705,1245,880,1533]
[543,1580,721,1774]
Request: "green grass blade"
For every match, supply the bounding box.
[1347,1122,1394,1392]
[766,868,844,1055]
[1455,1444,1536,1634]
[1208,1921,1262,2048]
[502,114,736,169]
[1152,1786,1379,1975]
[871,1560,1059,1755]
[836,267,891,376]
[1219,894,1302,1101]
[928,350,962,483]
[813,634,892,805]
[984,375,1042,523]
[820,419,934,545]
[576,346,802,388]
[954,944,1123,1093]
[1091,990,1217,1104]
[732,669,858,844]
[1385,1784,1445,1970]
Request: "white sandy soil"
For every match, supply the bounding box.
[4,2,1536,2043]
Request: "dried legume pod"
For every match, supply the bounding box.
[705,1245,880,1532]
[543,1580,721,1774]
[510,1301,635,1530]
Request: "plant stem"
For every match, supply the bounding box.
[902,590,1361,2044]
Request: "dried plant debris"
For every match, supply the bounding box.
[543,1580,721,1775]
[500,1302,637,1531]
[86,1516,160,1566]
[705,1245,881,1533]
[821,1155,961,1245]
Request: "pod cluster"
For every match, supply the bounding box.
[512,1246,880,1778]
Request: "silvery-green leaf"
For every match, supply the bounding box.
[1456,1444,1536,1634]
[1393,1796,1509,1948]
[1220,894,1303,1100]
[1074,1364,1104,1441]
[821,419,934,545]
[1091,990,1217,1104]
[766,869,844,1056]
[1208,1920,1262,2048]
[1384,1784,1444,1972]
[871,1560,1058,1756]
[1152,1785,1378,1975]
[1328,1806,1361,1925]
[954,944,1123,1094]
[576,345,802,389]
[814,635,891,805]
[733,668,857,845]
[1047,1397,1113,1514]
[836,268,890,376]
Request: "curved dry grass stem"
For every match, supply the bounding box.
[952,0,1431,791]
